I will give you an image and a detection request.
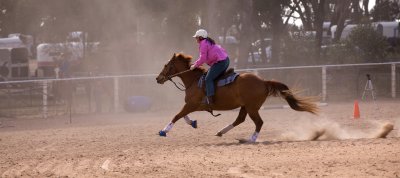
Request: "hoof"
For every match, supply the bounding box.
[215,132,223,137]
[159,130,167,137]
[191,120,197,129]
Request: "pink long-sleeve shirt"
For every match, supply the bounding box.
[193,39,228,68]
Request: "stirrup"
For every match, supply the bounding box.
[207,109,221,117]
[205,106,221,117]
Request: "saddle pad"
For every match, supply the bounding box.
[198,72,239,88]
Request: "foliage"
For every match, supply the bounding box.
[345,24,389,62]
[0,0,398,72]
[321,43,360,64]
[371,0,400,21]
[320,24,390,64]
[281,31,317,65]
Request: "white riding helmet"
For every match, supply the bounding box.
[193,29,208,38]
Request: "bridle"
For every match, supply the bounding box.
[161,62,192,91]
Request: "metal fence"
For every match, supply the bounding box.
[238,62,400,101]
[0,62,399,119]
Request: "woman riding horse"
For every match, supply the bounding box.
[190,29,230,106]
[155,30,318,143]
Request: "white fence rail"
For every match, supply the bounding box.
[0,61,398,118]
[236,62,400,101]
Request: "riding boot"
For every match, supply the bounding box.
[206,96,214,105]
[205,96,214,112]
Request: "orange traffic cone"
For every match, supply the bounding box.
[353,100,360,119]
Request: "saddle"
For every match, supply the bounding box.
[197,68,239,117]
[197,68,239,89]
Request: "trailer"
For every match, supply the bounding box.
[0,34,36,80]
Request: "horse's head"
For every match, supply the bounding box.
[156,53,191,84]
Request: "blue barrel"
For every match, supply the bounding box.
[124,96,152,112]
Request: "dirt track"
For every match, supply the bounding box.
[0,101,399,177]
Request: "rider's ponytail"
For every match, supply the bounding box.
[206,37,215,45]
[199,37,216,45]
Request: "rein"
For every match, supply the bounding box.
[166,69,192,91]
[167,69,191,79]
[169,78,186,91]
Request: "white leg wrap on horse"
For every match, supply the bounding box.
[219,124,234,134]
[249,132,259,142]
[162,122,174,133]
[183,115,192,125]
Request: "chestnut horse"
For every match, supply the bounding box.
[156,53,318,142]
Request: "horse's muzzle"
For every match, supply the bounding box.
[156,75,167,84]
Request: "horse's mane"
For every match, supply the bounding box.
[175,53,207,73]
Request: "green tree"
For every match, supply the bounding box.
[345,24,389,62]
[371,0,400,21]
[281,32,316,65]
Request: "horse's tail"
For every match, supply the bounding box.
[264,80,319,114]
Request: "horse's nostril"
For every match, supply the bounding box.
[156,76,164,84]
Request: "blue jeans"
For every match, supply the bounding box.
[205,57,230,97]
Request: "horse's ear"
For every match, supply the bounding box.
[172,53,176,59]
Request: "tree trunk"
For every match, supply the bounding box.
[270,0,283,64]
[333,0,352,42]
[351,0,361,23]
[252,9,268,65]
[206,0,218,34]
[313,0,326,64]
[363,0,370,17]
[237,1,254,68]
[0,0,16,37]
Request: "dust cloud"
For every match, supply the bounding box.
[8,1,395,114]
[280,116,395,141]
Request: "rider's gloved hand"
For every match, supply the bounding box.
[190,65,196,70]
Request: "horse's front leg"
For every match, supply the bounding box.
[183,115,197,128]
[159,104,197,137]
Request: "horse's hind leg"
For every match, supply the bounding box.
[247,109,264,142]
[215,107,247,137]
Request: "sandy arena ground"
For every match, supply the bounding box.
[0,100,399,177]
